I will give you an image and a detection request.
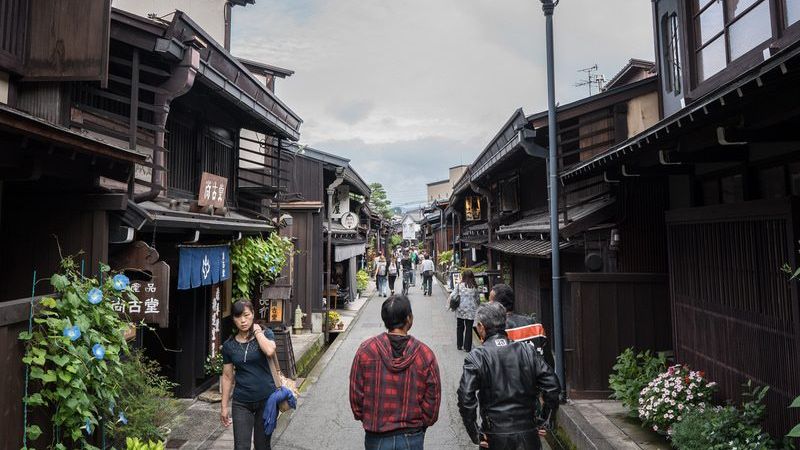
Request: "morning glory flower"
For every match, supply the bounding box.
[87,288,103,305]
[117,411,128,425]
[91,343,105,360]
[83,417,93,435]
[112,274,130,291]
[62,325,81,341]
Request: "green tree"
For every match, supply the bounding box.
[368,182,393,219]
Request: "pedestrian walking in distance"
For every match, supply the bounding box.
[375,255,388,297]
[220,300,278,450]
[420,253,435,296]
[450,269,480,352]
[457,302,561,450]
[349,295,442,450]
[387,258,399,295]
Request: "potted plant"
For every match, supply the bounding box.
[326,311,341,330]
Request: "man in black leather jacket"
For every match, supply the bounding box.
[457,302,561,450]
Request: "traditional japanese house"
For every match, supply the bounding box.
[280,145,370,332]
[558,0,800,435]
[0,2,303,402]
[449,61,668,399]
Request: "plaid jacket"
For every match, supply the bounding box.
[349,333,441,433]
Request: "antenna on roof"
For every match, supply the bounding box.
[575,64,606,96]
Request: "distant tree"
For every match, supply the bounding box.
[369,182,393,219]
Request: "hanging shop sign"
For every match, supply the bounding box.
[331,185,350,219]
[340,211,359,230]
[259,285,291,325]
[210,283,223,357]
[177,245,231,290]
[402,217,416,241]
[198,172,228,209]
[109,241,170,327]
[465,196,482,221]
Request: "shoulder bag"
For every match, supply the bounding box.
[267,353,299,412]
[449,283,462,310]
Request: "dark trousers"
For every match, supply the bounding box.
[388,275,397,292]
[456,318,474,351]
[232,399,272,450]
[422,273,433,295]
[482,430,541,450]
[365,430,425,450]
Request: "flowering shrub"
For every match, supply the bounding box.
[356,269,370,292]
[671,381,774,450]
[19,257,135,448]
[637,364,716,433]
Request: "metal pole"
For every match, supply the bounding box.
[325,190,333,343]
[541,0,565,394]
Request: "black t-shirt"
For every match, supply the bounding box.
[222,329,277,403]
[400,257,412,271]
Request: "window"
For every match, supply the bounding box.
[786,0,800,26]
[662,13,683,94]
[758,166,786,199]
[693,0,774,82]
[721,173,744,203]
[499,177,519,213]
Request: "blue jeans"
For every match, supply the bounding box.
[365,430,425,450]
[377,276,388,296]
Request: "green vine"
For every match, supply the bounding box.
[19,257,136,449]
[230,234,294,300]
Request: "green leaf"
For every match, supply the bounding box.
[31,354,45,366]
[789,395,800,409]
[25,425,42,440]
[57,371,72,383]
[788,423,800,438]
[40,370,57,384]
[40,297,58,308]
[51,274,69,291]
[51,354,70,367]
[18,331,32,341]
[25,393,45,406]
[99,262,110,273]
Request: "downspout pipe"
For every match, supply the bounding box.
[541,0,566,398]
[325,170,345,342]
[135,46,200,203]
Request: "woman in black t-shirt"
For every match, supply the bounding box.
[220,300,277,450]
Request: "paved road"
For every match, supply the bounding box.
[272,278,477,450]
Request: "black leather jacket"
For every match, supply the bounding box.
[457,331,561,446]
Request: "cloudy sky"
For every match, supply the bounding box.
[232,1,655,209]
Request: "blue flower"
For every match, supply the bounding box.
[83,417,93,435]
[62,325,81,341]
[112,274,130,291]
[91,343,105,360]
[117,411,128,425]
[87,288,103,305]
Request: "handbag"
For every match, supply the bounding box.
[449,284,461,310]
[267,353,299,413]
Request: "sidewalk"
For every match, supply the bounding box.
[557,400,669,450]
[165,284,375,449]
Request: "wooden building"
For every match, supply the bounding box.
[280,145,371,331]
[0,8,303,441]
[558,0,800,435]
[448,61,668,400]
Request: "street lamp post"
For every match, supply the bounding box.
[541,0,566,396]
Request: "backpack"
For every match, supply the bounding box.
[378,263,387,276]
[388,264,398,276]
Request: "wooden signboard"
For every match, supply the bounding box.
[109,241,170,327]
[198,172,228,208]
[210,284,223,357]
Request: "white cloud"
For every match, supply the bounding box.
[231,0,654,205]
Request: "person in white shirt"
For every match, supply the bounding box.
[420,254,435,296]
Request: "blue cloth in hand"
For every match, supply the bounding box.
[262,386,296,435]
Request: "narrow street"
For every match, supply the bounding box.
[271,279,477,450]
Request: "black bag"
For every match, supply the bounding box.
[449,284,461,310]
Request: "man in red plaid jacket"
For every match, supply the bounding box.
[349,295,441,449]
